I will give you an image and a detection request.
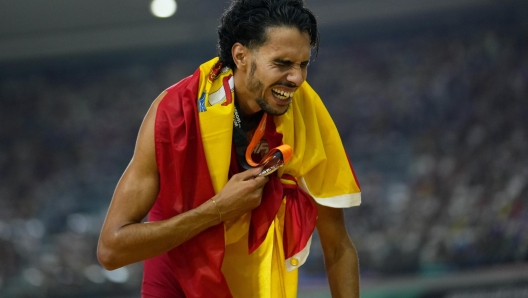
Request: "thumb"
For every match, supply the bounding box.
[240,166,264,180]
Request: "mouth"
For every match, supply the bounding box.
[271,88,294,103]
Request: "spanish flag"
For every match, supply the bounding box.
[142,58,361,298]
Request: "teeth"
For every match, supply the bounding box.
[272,88,294,100]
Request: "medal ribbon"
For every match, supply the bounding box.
[232,104,292,170]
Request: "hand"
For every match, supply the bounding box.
[212,167,269,221]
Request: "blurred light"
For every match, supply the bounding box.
[387,183,410,213]
[84,264,105,284]
[103,267,129,283]
[67,213,88,234]
[23,268,44,286]
[150,0,177,18]
[40,253,59,273]
[26,218,45,238]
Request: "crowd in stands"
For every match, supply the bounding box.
[309,23,528,277]
[0,22,526,296]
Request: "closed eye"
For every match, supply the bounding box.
[274,60,293,67]
[273,59,310,69]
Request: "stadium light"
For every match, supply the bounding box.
[150,0,177,18]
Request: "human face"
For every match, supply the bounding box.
[240,26,311,116]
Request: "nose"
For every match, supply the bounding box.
[286,65,306,87]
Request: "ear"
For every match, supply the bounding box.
[232,42,249,71]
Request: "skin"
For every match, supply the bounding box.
[97,90,269,270]
[231,26,359,297]
[98,26,359,297]
[232,27,309,117]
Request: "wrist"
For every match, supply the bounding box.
[210,197,223,223]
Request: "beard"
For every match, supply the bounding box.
[247,61,290,116]
[255,96,289,116]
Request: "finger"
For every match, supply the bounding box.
[240,166,264,180]
[251,175,269,186]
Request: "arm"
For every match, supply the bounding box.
[97,91,268,270]
[316,204,360,298]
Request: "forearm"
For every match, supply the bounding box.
[324,242,360,298]
[98,199,220,270]
[316,205,360,298]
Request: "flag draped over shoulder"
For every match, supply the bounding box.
[141,58,361,298]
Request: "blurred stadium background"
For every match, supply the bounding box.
[1,0,527,297]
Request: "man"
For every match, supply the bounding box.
[97,0,361,297]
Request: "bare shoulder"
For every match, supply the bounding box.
[132,91,167,163]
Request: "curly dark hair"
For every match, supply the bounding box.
[217,0,319,70]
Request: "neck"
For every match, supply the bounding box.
[234,97,264,133]
[237,99,261,117]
